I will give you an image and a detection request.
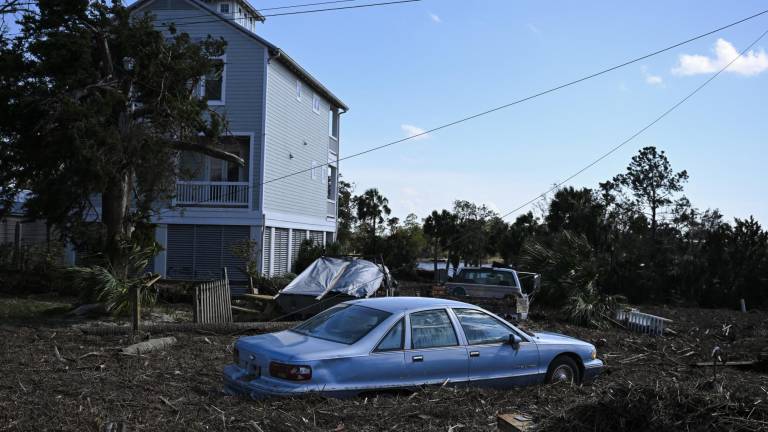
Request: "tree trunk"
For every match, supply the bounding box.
[102,171,133,277]
[433,239,438,282]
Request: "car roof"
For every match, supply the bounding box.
[345,297,474,313]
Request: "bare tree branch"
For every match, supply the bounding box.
[170,141,245,166]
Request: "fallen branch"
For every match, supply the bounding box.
[122,337,177,355]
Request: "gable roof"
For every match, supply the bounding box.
[129,0,348,111]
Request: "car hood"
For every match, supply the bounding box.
[237,330,361,362]
[532,331,591,347]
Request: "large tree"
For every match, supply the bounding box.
[0,1,243,276]
[423,209,458,274]
[353,188,391,254]
[611,146,688,240]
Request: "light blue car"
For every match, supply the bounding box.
[224,297,603,398]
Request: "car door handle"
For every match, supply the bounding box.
[412,355,424,362]
[469,351,480,357]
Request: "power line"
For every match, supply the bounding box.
[155,0,421,25]
[260,8,768,186]
[271,27,768,295]
[259,0,360,12]
[154,9,768,219]
[144,0,368,23]
[442,27,768,251]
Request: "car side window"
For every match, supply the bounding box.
[375,318,404,351]
[454,308,512,345]
[410,309,458,349]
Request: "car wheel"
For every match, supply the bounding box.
[546,356,580,384]
[451,287,466,297]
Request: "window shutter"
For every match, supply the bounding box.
[167,225,195,279]
[262,227,272,275]
[291,229,307,266]
[273,228,289,276]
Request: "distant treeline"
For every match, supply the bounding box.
[336,146,768,309]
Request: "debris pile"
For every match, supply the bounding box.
[0,306,766,431]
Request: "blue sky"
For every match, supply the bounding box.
[251,0,768,224]
[10,1,767,224]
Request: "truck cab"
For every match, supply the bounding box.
[441,267,539,320]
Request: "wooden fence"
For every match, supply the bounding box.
[193,268,233,324]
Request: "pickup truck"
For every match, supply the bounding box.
[438,267,539,319]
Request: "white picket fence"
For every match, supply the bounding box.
[616,308,672,336]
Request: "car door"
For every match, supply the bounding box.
[361,317,407,390]
[452,308,540,388]
[404,309,469,386]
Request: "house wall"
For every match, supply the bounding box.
[136,0,266,212]
[264,60,335,228]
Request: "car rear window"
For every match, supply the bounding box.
[292,304,392,345]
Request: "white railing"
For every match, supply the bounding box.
[175,181,249,207]
[616,308,672,336]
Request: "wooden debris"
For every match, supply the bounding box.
[231,305,261,314]
[693,360,759,368]
[498,413,534,432]
[240,294,276,303]
[122,337,177,355]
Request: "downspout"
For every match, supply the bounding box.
[335,107,347,242]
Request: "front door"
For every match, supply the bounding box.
[404,309,468,386]
[453,308,540,388]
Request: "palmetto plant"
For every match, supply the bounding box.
[522,231,625,327]
[66,242,159,315]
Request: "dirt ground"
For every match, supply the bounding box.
[1,301,767,431]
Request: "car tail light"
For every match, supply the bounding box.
[269,362,312,381]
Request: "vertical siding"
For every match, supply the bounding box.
[136,0,266,211]
[291,229,307,265]
[262,226,272,275]
[273,227,290,275]
[264,60,331,218]
[309,230,324,246]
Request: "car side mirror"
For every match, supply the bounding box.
[508,334,521,349]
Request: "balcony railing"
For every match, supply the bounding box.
[175,181,249,207]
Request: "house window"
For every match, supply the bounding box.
[296,80,302,101]
[329,109,339,138]
[219,3,230,13]
[327,165,337,201]
[179,136,249,183]
[312,94,321,113]
[202,58,225,104]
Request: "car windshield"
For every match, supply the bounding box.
[292,304,392,345]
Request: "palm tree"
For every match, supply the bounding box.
[353,188,391,254]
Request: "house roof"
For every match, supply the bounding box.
[129,0,348,111]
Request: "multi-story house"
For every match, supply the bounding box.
[126,0,347,284]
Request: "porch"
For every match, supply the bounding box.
[175,181,250,207]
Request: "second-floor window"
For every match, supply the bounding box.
[179,136,249,183]
[202,58,225,104]
[219,3,231,13]
[296,80,302,101]
[312,94,321,113]
[329,109,339,139]
[327,165,337,201]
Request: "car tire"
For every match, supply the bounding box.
[451,287,466,297]
[546,356,581,384]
